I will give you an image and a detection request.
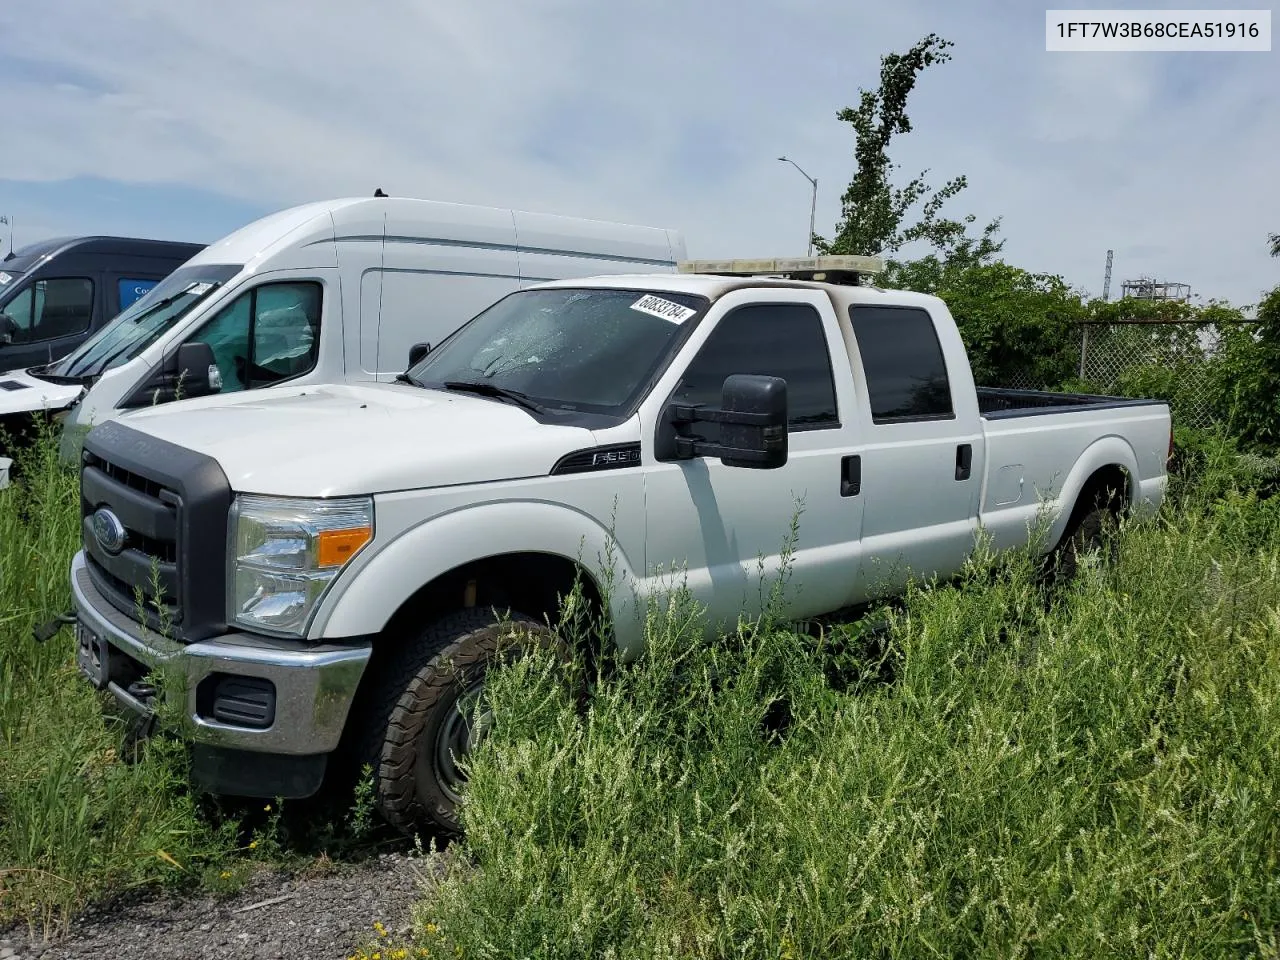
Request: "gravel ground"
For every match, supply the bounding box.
[0,851,443,960]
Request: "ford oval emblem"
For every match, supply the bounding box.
[92,507,127,556]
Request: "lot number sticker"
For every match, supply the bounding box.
[0,272,12,285]
[631,294,696,324]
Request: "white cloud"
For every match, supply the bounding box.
[0,0,1276,304]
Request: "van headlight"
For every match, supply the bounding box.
[228,495,373,637]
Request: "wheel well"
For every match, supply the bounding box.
[333,552,607,773]
[1058,464,1130,546]
[377,552,606,648]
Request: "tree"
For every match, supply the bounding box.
[1210,285,1280,451]
[1269,232,1280,257]
[815,34,1002,262]
[879,259,1085,387]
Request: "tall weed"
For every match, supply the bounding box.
[421,492,1280,958]
[0,427,238,933]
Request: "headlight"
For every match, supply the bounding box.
[228,495,373,637]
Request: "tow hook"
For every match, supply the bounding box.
[33,611,76,643]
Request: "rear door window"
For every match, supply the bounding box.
[848,305,954,422]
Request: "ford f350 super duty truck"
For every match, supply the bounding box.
[63,256,1171,834]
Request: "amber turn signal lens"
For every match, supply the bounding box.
[316,527,372,567]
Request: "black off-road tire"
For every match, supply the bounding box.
[361,607,552,836]
[1052,505,1118,583]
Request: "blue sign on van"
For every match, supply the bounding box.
[118,278,158,309]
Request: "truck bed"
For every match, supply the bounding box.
[976,387,1165,420]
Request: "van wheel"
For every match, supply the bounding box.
[365,608,552,835]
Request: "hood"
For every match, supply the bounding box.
[114,382,598,496]
[0,368,82,417]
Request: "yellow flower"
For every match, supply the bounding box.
[425,922,438,936]
[264,804,272,812]
[219,871,231,880]
[249,840,258,849]
[374,920,388,938]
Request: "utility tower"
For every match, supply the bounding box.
[1102,249,1113,301]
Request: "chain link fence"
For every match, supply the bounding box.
[1078,321,1225,427]
[1000,320,1260,429]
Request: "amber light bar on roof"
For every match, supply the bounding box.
[676,255,885,279]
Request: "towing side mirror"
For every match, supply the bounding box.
[408,342,432,367]
[665,374,788,469]
[174,341,221,397]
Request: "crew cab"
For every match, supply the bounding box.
[64,256,1171,834]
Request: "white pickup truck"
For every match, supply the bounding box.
[64,256,1171,833]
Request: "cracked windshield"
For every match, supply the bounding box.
[407,287,707,414]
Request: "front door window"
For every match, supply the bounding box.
[187,281,322,393]
[0,278,94,344]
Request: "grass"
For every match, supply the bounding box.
[412,482,1280,958]
[0,433,248,933]
[3,421,1279,957]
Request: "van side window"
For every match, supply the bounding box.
[0,278,94,343]
[187,282,322,393]
[848,305,954,422]
[671,302,839,443]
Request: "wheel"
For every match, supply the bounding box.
[362,607,553,835]
[1052,505,1116,582]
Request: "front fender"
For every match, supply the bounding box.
[313,498,643,648]
[1044,433,1141,547]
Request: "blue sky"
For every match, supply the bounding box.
[0,0,1276,306]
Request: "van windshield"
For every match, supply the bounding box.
[50,263,242,380]
[405,287,709,418]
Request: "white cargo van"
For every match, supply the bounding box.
[0,196,685,457]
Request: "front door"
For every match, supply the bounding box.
[0,275,97,369]
[642,289,865,633]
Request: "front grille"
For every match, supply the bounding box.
[82,450,181,630]
[80,420,234,643]
[94,457,167,500]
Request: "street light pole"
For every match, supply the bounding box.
[778,157,817,256]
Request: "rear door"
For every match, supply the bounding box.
[845,303,984,601]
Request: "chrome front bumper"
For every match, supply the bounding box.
[70,551,371,756]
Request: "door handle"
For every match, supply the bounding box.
[841,454,861,497]
[955,443,973,481]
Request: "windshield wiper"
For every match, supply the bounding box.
[26,363,90,386]
[395,371,421,386]
[441,380,546,414]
